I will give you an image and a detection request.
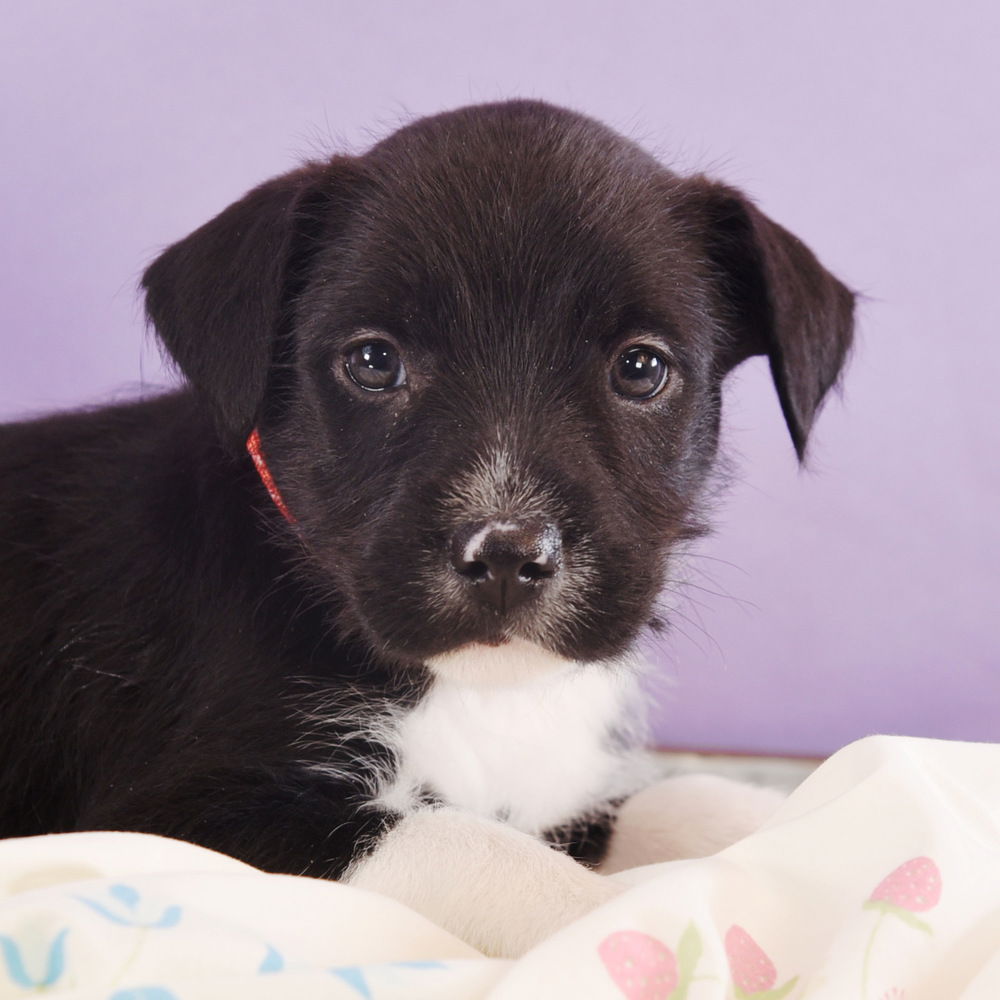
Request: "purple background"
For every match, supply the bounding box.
[3,3,997,756]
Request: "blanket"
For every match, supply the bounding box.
[2,735,999,998]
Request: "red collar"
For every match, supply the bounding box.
[246,428,296,524]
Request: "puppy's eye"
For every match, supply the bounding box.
[344,340,407,391]
[611,345,670,399]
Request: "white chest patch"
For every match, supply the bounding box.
[376,642,647,834]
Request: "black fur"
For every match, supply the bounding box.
[0,101,853,875]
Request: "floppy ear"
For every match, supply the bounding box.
[692,180,855,460]
[142,160,350,448]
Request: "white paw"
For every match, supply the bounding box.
[346,807,623,957]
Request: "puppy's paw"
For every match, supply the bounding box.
[496,854,624,957]
[600,774,785,874]
[346,807,623,957]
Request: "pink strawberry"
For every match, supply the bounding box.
[598,930,678,1000]
[869,857,941,912]
[725,925,777,994]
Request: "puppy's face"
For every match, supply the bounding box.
[144,102,854,674]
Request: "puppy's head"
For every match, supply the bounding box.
[143,101,853,678]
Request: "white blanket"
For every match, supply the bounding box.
[2,735,999,998]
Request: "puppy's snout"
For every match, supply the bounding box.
[450,520,561,613]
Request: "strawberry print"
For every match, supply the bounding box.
[597,923,703,1000]
[725,926,798,1000]
[598,931,678,1000]
[868,857,941,914]
[726,925,776,993]
[862,857,942,998]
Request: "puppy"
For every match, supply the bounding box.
[0,100,853,956]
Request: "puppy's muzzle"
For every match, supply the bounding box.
[450,519,561,614]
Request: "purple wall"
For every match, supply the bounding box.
[3,3,997,755]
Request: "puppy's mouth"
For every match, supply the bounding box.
[346,501,649,668]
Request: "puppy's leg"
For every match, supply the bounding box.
[345,806,622,957]
[600,774,785,874]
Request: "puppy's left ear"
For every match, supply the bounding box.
[690,179,855,461]
[143,159,354,449]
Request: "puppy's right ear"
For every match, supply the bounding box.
[142,159,355,448]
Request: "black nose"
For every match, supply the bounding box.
[450,519,561,613]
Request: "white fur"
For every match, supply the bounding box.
[339,645,782,956]
[378,640,647,833]
[345,806,623,957]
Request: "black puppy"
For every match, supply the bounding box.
[0,101,852,955]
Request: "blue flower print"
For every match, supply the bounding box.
[330,960,445,997]
[258,944,284,973]
[109,989,178,1000]
[0,927,68,989]
[331,966,372,998]
[77,883,181,929]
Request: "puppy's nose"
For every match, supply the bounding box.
[450,520,561,613]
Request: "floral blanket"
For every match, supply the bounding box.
[2,735,999,998]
